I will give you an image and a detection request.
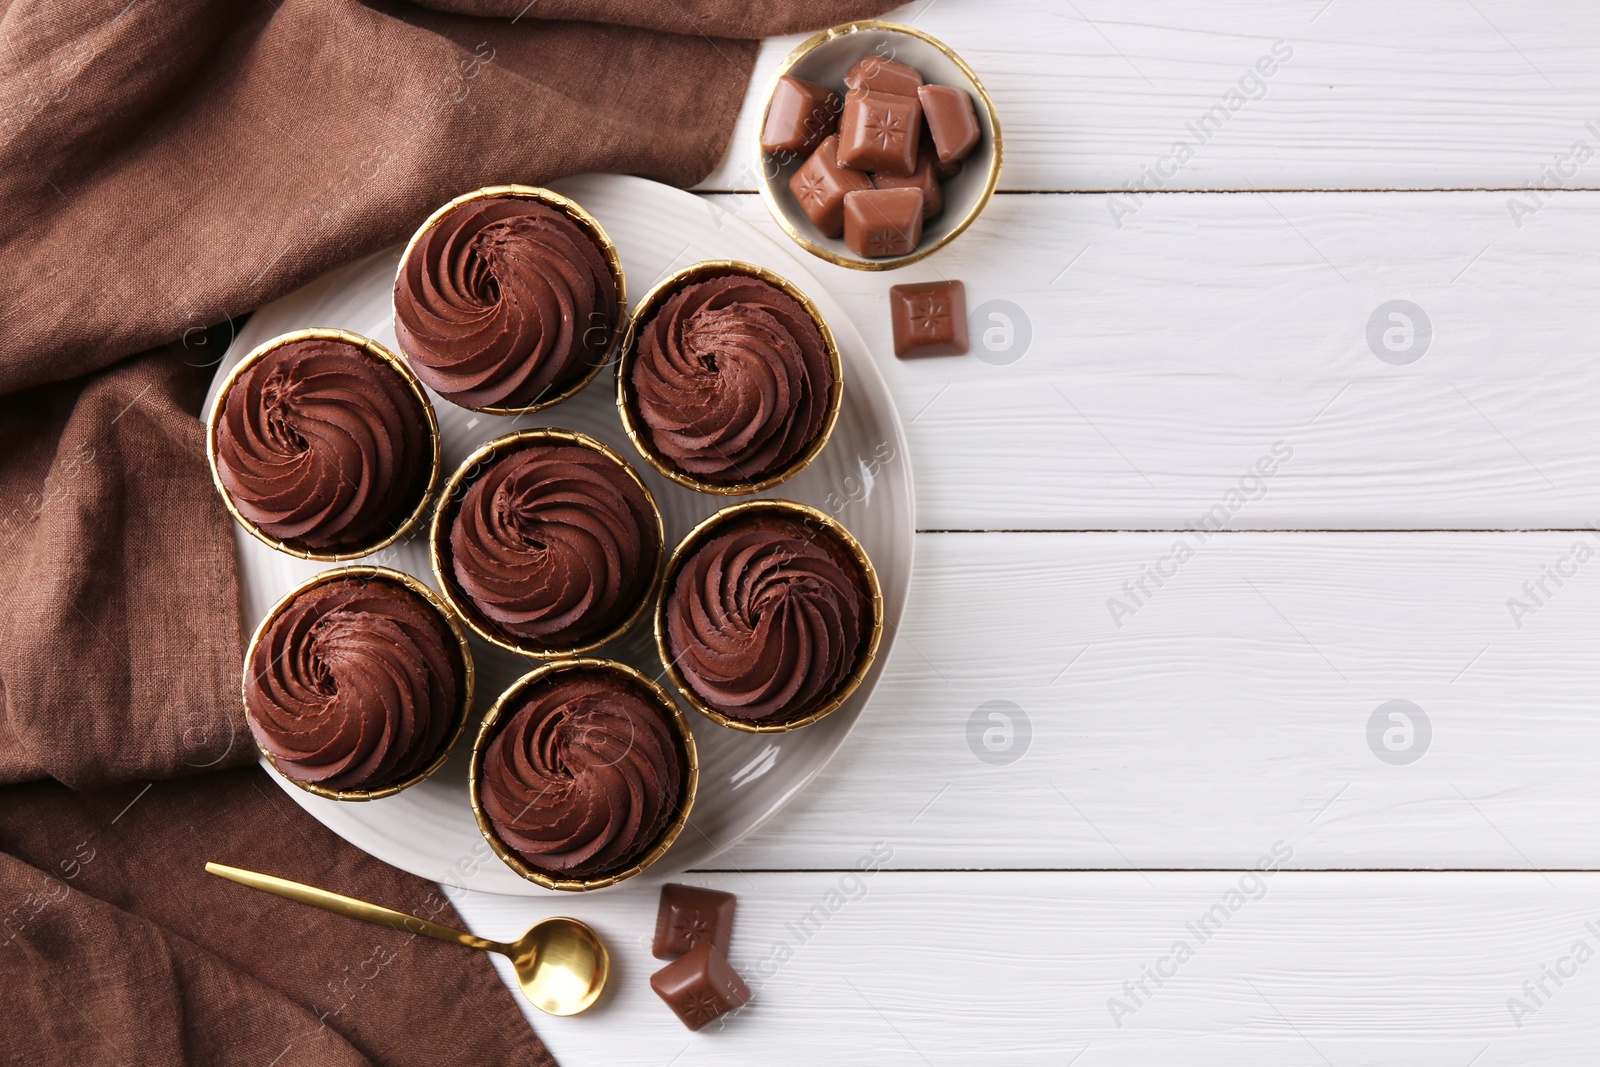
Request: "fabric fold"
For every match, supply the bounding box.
[0,767,556,1067]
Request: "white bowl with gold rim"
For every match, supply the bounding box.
[754,20,1002,271]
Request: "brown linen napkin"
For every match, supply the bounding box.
[0,767,556,1067]
[0,0,898,1063]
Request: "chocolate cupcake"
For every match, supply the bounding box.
[470,659,697,890]
[209,329,439,559]
[657,500,882,732]
[394,186,624,413]
[431,430,663,657]
[243,567,474,799]
[619,261,842,494]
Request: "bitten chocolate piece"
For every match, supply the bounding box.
[789,134,871,238]
[890,280,969,358]
[917,84,981,164]
[838,88,921,177]
[654,883,737,959]
[760,75,840,156]
[872,149,942,220]
[843,188,923,258]
[650,943,752,1031]
[844,55,923,97]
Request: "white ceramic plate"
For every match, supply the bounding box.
[206,174,914,896]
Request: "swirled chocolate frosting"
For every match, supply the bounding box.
[480,670,685,879]
[246,577,464,792]
[216,338,429,549]
[629,274,833,484]
[448,443,660,649]
[666,514,871,725]
[394,197,619,409]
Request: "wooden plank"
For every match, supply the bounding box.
[712,532,1600,871]
[700,0,1600,193]
[453,869,1600,1064]
[702,190,1600,530]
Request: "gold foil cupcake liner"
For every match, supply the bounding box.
[393,184,628,416]
[654,499,884,733]
[615,259,845,496]
[468,657,700,892]
[241,565,477,802]
[206,327,443,563]
[754,19,1003,271]
[428,428,666,659]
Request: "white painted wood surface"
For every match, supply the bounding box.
[700,0,1600,193]
[448,2,1600,1062]
[703,189,1600,531]
[722,532,1600,872]
[465,871,1600,1066]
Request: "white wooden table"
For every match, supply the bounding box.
[452,3,1600,1061]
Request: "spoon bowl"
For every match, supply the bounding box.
[508,917,610,1016]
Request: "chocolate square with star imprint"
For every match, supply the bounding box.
[760,75,840,156]
[650,942,752,1031]
[837,88,921,177]
[843,187,923,259]
[789,133,872,238]
[890,280,969,358]
[653,882,737,958]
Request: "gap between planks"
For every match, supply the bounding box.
[697,187,1600,195]
[916,528,1600,534]
[687,866,1600,874]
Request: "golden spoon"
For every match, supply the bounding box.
[204,861,609,1016]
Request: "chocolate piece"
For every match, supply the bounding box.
[837,88,921,177]
[789,134,872,238]
[629,274,833,485]
[844,55,923,97]
[916,84,980,165]
[246,577,463,792]
[872,150,942,220]
[889,280,969,358]
[650,943,752,1031]
[216,337,430,550]
[394,197,618,410]
[653,883,737,958]
[934,154,963,180]
[760,75,840,156]
[448,442,660,649]
[480,666,686,881]
[665,512,872,725]
[843,187,923,258]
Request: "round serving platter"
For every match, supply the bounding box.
[205,174,914,896]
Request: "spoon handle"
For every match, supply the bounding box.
[205,862,502,953]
